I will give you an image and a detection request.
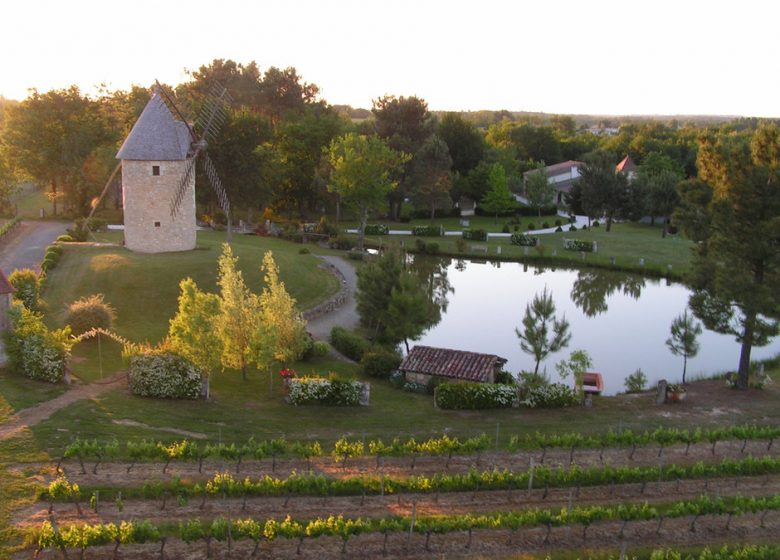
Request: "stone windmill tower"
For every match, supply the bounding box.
[113,85,232,253]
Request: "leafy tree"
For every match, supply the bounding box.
[385,272,439,352]
[258,251,308,367]
[570,269,644,318]
[438,113,485,175]
[0,153,17,215]
[578,151,631,231]
[555,349,593,396]
[480,163,515,221]
[676,125,780,389]
[168,278,223,399]
[665,310,702,384]
[257,66,320,128]
[410,135,453,219]
[327,133,408,251]
[639,169,681,233]
[2,87,111,216]
[516,287,571,375]
[355,250,404,340]
[215,244,261,381]
[524,162,556,216]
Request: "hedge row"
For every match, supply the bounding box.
[329,327,370,361]
[287,377,362,406]
[461,228,487,241]
[411,225,443,237]
[128,351,202,399]
[435,382,517,409]
[510,233,538,247]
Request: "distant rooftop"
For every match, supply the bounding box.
[116,92,192,161]
[523,160,583,178]
[399,345,507,383]
[616,155,637,173]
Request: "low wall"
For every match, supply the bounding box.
[302,261,350,321]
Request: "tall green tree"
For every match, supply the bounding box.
[355,250,404,340]
[665,310,702,384]
[480,163,515,221]
[438,113,485,176]
[215,244,261,381]
[676,125,780,389]
[410,135,453,219]
[168,278,223,399]
[524,162,556,216]
[385,272,439,352]
[327,133,408,251]
[516,287,571,375]
[578,151,631,232]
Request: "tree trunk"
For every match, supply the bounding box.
[737,314,755,390]
[606,216,613,232]
[650,216,656,226]
[682,355,687,384]
[358,206,368,252]
[404,338,410,353]
[241,363,247,382]
[50,177,58,216]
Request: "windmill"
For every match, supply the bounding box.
[87,82,233,253]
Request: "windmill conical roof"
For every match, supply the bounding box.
[116,92,192,161]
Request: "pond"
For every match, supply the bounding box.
[409,257,780,395]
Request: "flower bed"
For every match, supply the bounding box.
[128,352,202,399]
[563,238,595,252]
[522,383,579,408]
[510,233,538,247]
[435,382,517,409]
[287,376,362,406]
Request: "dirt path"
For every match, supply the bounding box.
[0,220,68,274]
[0,372,126,441]
[306,255,359,341]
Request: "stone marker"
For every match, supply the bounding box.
[656,379,668,405]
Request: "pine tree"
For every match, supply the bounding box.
[665,310,702,384]
[516,287,571,375]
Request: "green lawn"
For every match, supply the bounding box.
[0,370,67,424]
[358,222,694,278]
[42,231,340,344]
[339,212,562,234]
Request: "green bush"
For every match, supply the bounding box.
[569,224,577,232]
[527,222,536,230]
[414,238,426,252]
[361,348,402,378]
[425,241,439,254]
[521,383,579,408]
[8,268,40,310]
[330,327,370,362]
[411,225,442,237]
[495,370,516,385]
[5,304,72,383]
[40,256,58,273]
[66,217,108,241]
[624,369,648,393]
[563,239,594,252]
[128,351,202,399]
[510,233,537,247]
[555,226,563,232]
[592,220,600,227]
[65,294,116,336]
[435,382,517,409]
[330,236,355,250]
[554,219,562,227]
[56,234,75,243]
[45,244,63,257]
[542,222,550,229]
[501,223,510,233]
[298,247,310,254]
[462,228,487,241]
[364,224,389,235]
[287,376,362,406]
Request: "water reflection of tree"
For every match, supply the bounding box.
[570,269,646,317]
[410,255,454,318]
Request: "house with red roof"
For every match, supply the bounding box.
[399,345,507,385]
[615,155,638,182]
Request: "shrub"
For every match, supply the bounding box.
[425,241,439,254]
[5,304,72,383]
[41,256,58,273]
[346,250,365,261]
[527,222,536,230]
[330,327,370,362]
[402,381,428,394]
[563,238,594,252]
[56,234,74,243]
[462,229,487,241]
[364,224,389,235]
[8,268,40,310]
[435,382,517,409]
[501,223,510,233]
[45,244,63,257]
[311,341,330,358]
[624,369,648,393]
[411,225,442,237]
[330,236,355,250]
[569,225,577,232]
[316,216,339,237]
[592,220,600,227]
[65,294,116,336]
[287,376,362,406]
[667,224,679,235]
[361,347,402,378]
[522,383,579,408]
[495,370,516,385]
[510,233,537,247]
[414,238,426,252]
[128,351,202,399]
[455,238,466,253]
[66,217,108,241]
[554,219,562,227]
[555,226,563,232]
[542,222,550,229]
[298,247,310,254]
[398,214,411,223]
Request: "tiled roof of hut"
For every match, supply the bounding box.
[399,345,507,383]
[0,269,14,295]
[116,91,192,161]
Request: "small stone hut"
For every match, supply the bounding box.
[399,345,507,385]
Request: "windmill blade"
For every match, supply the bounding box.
[203,152,231,217]
[169,149,201,218]
[154,80,198,142]
[83,161,123,241]
[196,83,232,143]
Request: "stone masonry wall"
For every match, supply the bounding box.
[122,159,196,253]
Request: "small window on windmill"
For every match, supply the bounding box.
[152,165,160,176]
[154,221,161,228]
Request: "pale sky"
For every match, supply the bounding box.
[1,0,778,117]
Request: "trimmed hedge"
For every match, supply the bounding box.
[5,304,72,383]
[521,383,579,408]
[462,228,487,241]
[510,233,538,246]
[128,352,202,399]
[411,225,443,237]
[435,382,517,409]
[361,347,402,378]
[287,376,362,406]
[8,268,40,310]
[330,327,370,362]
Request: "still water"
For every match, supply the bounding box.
[411,258,780,395]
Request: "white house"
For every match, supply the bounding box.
[523,160,584,204]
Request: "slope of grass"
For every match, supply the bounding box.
[0,370,67,424]
[42,231,340,344]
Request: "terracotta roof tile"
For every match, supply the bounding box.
[399,345,507,383]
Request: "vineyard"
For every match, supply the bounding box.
[13,426,780,558]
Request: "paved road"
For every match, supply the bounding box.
[306,255,360,341]
[0,220,68,274]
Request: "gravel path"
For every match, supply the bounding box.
[0,220,68,274]
[306,255,359,340]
